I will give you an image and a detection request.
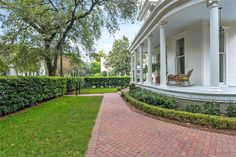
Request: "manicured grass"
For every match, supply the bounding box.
[80,88,117,94]
[0,96,103,157]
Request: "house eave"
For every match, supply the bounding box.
[130,0,206,53]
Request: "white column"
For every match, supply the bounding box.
[130,52,134,83]
[159,22,167,87]
[209,0,220,90]
[134,50,138,83]
[147,36,152,84]
[140,44,144,84]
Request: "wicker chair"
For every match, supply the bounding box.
[167,69,193,85]
[176,69,193,85]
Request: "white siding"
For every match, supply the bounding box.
[185,22,202,85]
[166,21,202,85]
[227,23,236,86]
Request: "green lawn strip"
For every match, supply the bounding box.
[0,96,103,157]
[80,88,117,94]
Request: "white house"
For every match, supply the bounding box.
[130,0,236,102]
[7,61,46,76]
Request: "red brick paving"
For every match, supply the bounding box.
[86,93,236,157]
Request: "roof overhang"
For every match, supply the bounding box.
[130,0,206,53]
[138,0,158,21]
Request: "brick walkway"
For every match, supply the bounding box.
[85,93,236,157]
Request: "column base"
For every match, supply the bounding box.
[148,82,153,86]
[208,87,221,92]
[159,83,167,88]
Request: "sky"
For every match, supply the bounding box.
[82,21,143,62]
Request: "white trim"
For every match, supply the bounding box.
[173,31,187,74]
[224,27,230,86]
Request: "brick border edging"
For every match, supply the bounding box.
[85,96,105,157]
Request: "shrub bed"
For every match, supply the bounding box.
[122,92,236,130]
[0,76,83,116]
[129,85,236,117]
[83,76,130,88]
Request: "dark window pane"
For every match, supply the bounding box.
[219,29,224,52]
[177,57,185,74]
[176,38,185,56]
[219,54,224,82]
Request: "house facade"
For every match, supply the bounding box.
[130,0,236,102]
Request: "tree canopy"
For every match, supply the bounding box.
[0,0,138,76]
[106,36,130,76]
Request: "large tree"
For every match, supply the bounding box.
[0,0,137,76]
[106,36,130,76]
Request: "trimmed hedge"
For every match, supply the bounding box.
[66,77,84,92]
[122,92,236,130]
[83,76,130,88]
[0,77,83,116]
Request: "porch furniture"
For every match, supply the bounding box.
[176,69,193,85]
[167,74,178,84]
[167,69,193,85]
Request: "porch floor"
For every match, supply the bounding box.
[136,82,236,102]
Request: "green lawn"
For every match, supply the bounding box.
[80,88,117,94]
[0,96,103,157]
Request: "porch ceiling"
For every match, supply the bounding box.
[140,0,236,52]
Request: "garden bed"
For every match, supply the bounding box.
[121,91,236,130]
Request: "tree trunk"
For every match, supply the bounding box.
[43,40,58,76]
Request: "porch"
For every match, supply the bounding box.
[136,83,236,102]
[130,0,236,102]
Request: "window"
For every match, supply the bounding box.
[219,28,226,83]
[176,38,185,74]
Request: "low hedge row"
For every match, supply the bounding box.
[121,92,236,130]
[0,76,83,116]
[129,85,236,117]
[83,76,130,88]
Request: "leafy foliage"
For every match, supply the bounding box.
[129,86,178,109]
[90,61,101,75]
[129,86,236,117]
[122,92,236,130]
[226,104,236,117]
[0,76,83,115]
[204,102,221,116]
[185,103,203,113]
[0,0,138,75]
[106,36,131,76]
[83,77,130,88]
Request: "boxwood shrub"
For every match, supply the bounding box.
[83,76,130,88]
[129,85,236,117]
[122,92,236,130]
[129,86,178,109]
[0,76,83,116]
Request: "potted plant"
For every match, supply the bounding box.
[152,63,160,83]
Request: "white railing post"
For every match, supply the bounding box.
[147,36,153,85]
